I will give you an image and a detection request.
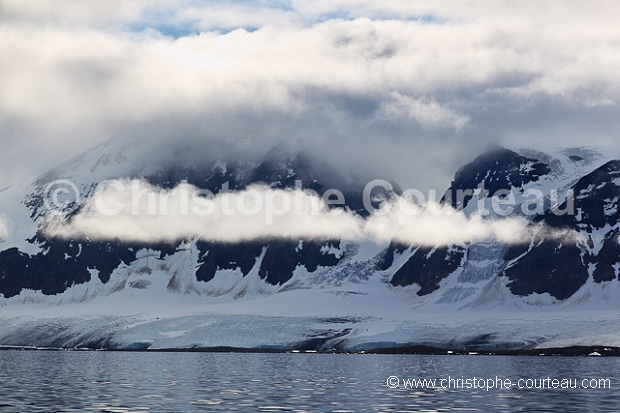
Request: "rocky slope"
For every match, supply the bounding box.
[0,141,619,351]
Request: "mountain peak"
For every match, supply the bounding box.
[444,146,551,210]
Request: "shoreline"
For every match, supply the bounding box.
[1,344,619,356]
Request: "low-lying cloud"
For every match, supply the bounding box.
[43,180,570,246]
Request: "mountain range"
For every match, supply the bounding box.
[0,140,619,352]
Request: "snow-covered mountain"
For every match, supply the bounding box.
[1,140,619,352]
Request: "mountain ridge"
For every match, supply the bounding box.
[1,140,620,351]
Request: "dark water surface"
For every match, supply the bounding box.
[0,350,617,412]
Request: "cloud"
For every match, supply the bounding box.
[44,181,364,243]
[44,179,560,247]
[378,92,469,130]
[364,198,532,246]
[1,0,620,191]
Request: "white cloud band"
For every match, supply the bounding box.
[43,180,560,246]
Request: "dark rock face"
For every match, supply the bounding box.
[383,243,465,295]
[443,146,551,210]
[0,238,138,298]
[195,239,341,285]
[591,230,620,282]
[503,238,589,300]
[544,160,620,230]
[259,240,341,285]
[502,160,620,299]
[195,242,264,284]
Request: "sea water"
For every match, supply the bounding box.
[0,350,617,412]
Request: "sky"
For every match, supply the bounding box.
[2,0,620,192]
